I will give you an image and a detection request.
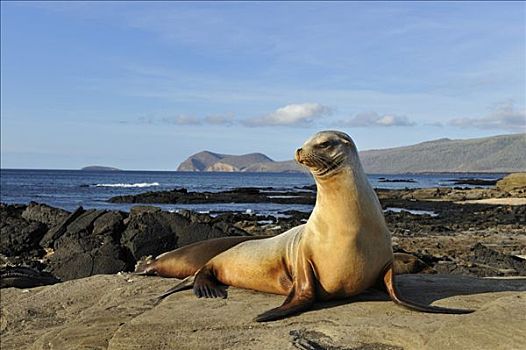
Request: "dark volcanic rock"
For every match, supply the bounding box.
[58,209,107,238]
[378,178,416,183]
[121,208,248,261]
[0,204,47,256]
[121,211,179,261]
[40,206,85,248]
[21,202,70,227]
[93,211,126,237]
[452,178,499,186]
[47,209,129,281]
[109,187,316,205]
[471,243,526,276]
[1,202,254,282]
[178,210,253,237]
[433,261,472,275]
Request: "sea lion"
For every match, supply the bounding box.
[392,252,435,275]
[137,244,430,278]
[134,236,266,278]
[156,130,473,321]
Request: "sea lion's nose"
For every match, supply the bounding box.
[295,148,303,162]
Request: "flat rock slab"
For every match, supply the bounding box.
[1,274,525,350]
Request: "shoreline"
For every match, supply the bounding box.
[2,182,525,287]
[1,179,525,349]
[2,170,515,215]
[0,167,515,174]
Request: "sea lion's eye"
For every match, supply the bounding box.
[318,141,331,148]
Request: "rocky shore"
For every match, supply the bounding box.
[2,174,525,286]
[1,174,525,349]
[107,174,524,206]
[108,187,317,205]
[0,203,249,284]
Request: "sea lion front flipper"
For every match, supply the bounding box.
[193,266,228,299]
[255,258,316,322]
[383,264,474,314]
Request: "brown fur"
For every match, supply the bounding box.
[156,131,473,321]
[134,236,265,278]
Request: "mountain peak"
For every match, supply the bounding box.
[177,133,525,173]
[177,151,279,172]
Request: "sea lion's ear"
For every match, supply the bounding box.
[334,131,353,145]
[339,135,352,145]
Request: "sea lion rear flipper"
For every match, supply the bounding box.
[254,287,314,322]
[255,258,316,322]
[383,264,474,314]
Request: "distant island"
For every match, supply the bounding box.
[177,133,526,173]
[81,166,121,171]
[177,151,301,172]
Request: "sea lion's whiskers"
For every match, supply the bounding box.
[315,154,345,177]
[302,153,329,171]
[310,154,332,172]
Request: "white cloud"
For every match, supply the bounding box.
[204,115,235,126]
[242,103,331,127]
[336,112,415,127]
[426,121,444,127]
[161,115,202,125]
[132,114,235,126]
[448,101,526,131]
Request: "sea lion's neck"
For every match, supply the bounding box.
[315,168,370,210]
[311,160,384,232]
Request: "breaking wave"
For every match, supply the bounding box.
[92,182,160,188]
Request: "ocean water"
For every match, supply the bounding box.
[0,169,506,215]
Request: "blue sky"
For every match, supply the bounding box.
[1,1,525,170]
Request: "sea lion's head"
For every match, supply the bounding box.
[295,130,358,178]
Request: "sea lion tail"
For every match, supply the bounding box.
[154,275,196,305]
[383,264,474,314]
[134,256,156,275]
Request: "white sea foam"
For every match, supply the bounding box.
[94,182,160,188]
[384,207,438,217]
[257,220,274,225]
